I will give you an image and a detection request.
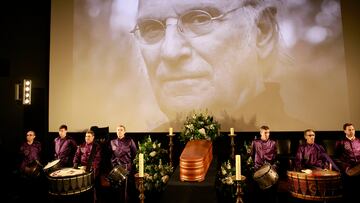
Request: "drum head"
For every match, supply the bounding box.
[50,168,86,177]
[108,165,129,185]
[311,170,340,177]
[254,164,271,178]
[44,159,60,170]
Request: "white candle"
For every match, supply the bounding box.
[329,163,332,171]
[235,155,241,180]
[139,153,144,177]
[230,128,234,135]
[169,127,173,135]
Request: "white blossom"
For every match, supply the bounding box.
[198,128,206,135]
[149,151,157,157]
[225,177,234,185]
[221,168,227,175]
[161,175,169,183]
[226,161,232,170]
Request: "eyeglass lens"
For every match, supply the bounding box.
[135,10,214,44]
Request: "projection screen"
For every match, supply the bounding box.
[50,0,352,132]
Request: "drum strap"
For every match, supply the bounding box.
[86,143,98,172]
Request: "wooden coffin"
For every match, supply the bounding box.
[180,140,213,182]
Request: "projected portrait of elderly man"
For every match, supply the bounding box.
[132,0,293,129]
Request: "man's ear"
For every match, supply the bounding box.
[256,7,278,60]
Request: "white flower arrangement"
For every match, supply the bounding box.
[180,111,221,143]
[134,136,173,192]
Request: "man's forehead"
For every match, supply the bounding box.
[137,0,239,18]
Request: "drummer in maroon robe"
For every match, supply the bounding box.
[54,124,77,167]
[295,129,330,171]
[250,125,278,203]
[334,123,360,203]
[73,130,101,177]
[334,123,360,175]
[251,125,278,171]
[109,124,137,203]
[17,130,47,202]
[110,124,137,173]
[19,130,42,176]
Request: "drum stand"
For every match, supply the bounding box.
[167,133,175,167]
[228,133,236,160]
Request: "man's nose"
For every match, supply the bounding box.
[160,20,191,64]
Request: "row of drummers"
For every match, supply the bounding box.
[19,124,135,194]
[251,124,360,201]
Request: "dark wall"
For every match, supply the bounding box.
[0,0,359,186]
[0,1,50,175]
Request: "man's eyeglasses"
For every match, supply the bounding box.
[131,6,243,44]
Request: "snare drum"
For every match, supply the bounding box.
[47,167,94,195]
[253,164,279,190]
[107,165,129,186]
[287,170,342,201]
[23,160,42,177]
[43,159,61,174]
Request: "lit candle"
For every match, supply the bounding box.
[169,127,173,135]
[329,163,332,171]
[139,153,144,177]
[235,155,241,180]
[230,128,234,135]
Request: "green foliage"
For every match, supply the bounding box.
[180,110,221,143]
[216,141,253,200]
[216,160,246,201]
[241,140,255,175]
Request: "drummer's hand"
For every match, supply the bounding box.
[301,169,313,174]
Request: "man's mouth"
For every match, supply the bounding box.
[160,78,212,96]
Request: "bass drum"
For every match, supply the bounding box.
[253,164,279,190]
[287,170,342,201]
[43,159,61,174]
[107,165,129,186]
[47,167,94,195]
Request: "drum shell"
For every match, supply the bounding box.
[287,170,342,201]
[107,165,129,186]
[47,168,94,195]
[253,164,279,190]
[23,161,42,177]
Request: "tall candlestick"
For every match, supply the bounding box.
[139,153,144,177]
[235,155,241,180]
[230,127,234,135]
[169,127,173,135]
